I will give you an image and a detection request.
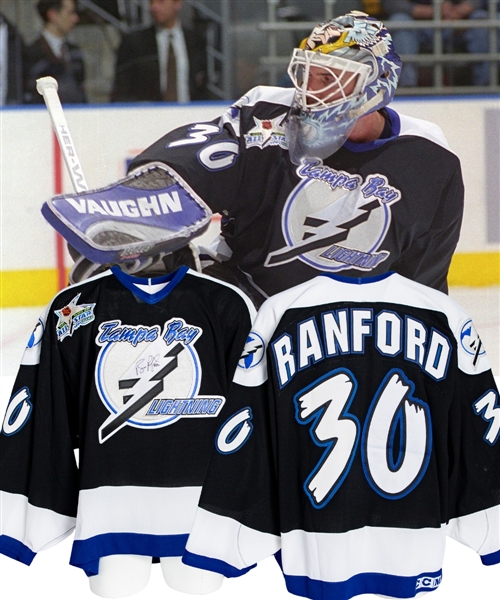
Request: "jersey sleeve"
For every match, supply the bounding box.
[391,154,464,294]
[128,111,245,215]
[0,304,79,565]
[183,318,282,577]
[219,290,257,387]
[446,319,500,565]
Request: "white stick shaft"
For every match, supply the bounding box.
[36,76,88,192]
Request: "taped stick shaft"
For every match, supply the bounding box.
[36,76,88,192]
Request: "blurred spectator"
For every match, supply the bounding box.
[24,0,87,104]
[111,0,209,102]
[361,0,388,17]
[385,0,492,86]
[274,1,309,87]
[464,0,500,85]
[90,1,122,20]
[0,12,27,105]
[89,0,150,25]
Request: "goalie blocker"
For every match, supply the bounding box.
[41,162,212,265]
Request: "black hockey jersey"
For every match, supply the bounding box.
[0,266,255,577]
[130,86,464,299]
[182,272,500,600]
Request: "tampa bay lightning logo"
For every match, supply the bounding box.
[460,319,486,367]
[238,332,265,369]
[265,162,401,273]
[21,309,50,366]
[27,319,44,349]
[95,318,225,443]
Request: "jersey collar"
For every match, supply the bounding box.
[111,265,189,304]
[319,271,396,284]
[342,108,401,153]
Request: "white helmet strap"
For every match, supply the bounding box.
[349,89,385,119]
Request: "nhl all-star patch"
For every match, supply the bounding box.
[95,317,225,443]
[54,293,96,342]
[245,115,288,150]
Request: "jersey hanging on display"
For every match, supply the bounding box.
[0,266,255,577]
[183,272,500,600]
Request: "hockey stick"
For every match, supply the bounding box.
[36,76,88,192]
[36,77,210,281]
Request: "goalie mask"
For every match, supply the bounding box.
[285,11,402,164]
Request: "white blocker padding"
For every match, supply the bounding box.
[41,162,212,266]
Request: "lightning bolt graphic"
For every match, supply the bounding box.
[265,199,380,267]
[240,341,263,369]
[241,343,263,362]
[472,339,483,367]
[98,342,184,443]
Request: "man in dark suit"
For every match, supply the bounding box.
[24,0,87,104]
[111,0,209,102]
[0,13,27,105]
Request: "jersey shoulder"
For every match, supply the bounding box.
[219,86,294,134]
[185,269,257,319]
[258,272,471,344]
[48,269,113,308]
[394,110,451,152]
[234,85,295,110]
